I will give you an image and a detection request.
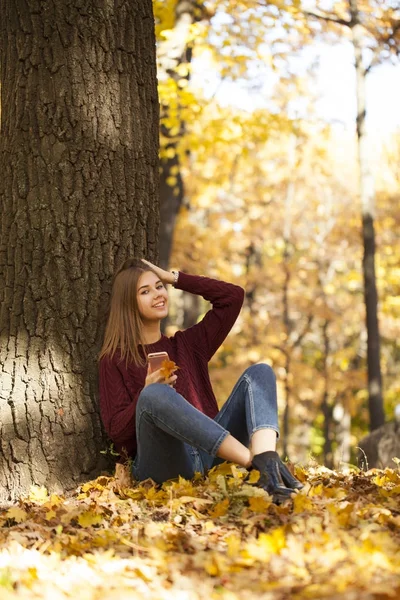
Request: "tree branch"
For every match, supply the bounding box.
[365,19,400,74]
[303,10,351,28]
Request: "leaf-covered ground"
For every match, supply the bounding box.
[0,461,399,599]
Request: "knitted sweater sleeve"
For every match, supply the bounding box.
[98,356,138,447]
[175,272,244,361]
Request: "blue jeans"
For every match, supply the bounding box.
[132,364,279,483]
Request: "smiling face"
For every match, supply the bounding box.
[136,271,169,323]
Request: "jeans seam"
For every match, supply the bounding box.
[243,374,256,431]
[215,379,245,423]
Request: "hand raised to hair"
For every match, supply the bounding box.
[140,259,175,285]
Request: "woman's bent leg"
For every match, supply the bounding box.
[133,383,229,483]
[205,364,279,470]
[215,363,279,443]
[210,364,302,499]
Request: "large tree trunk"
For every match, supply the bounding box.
[0,0,159,503]
[350,0,385,430]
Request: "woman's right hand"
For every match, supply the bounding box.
[144,365,178,388]
[140,259,175,285]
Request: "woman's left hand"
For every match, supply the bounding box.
[141,259,175,285]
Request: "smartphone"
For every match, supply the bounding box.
[147,351,169,373]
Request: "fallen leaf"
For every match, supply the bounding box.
[6,507,28,523]
[160,359,180,379]
[247,469,260,484]
[28,485,49,504]
[209,498,230,518]
[248,496,271,513]
[78,511,103,528]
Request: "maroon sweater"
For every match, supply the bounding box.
[99,272,244,458]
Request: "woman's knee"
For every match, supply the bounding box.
[137,383,173,413]
[245,363,276,384]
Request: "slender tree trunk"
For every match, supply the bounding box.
[183,293,201,329]
[0,0,159,502]
[281,135,296,458]
[157,0,198,269]
[335,407,351,467]
[282,257,291,460]
[321,320,333,468]
[350,0,385,430]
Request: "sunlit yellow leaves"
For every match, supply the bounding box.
[2,464,400,597]
[248,496,271,513]
[209,498,230,518]
[78,511,103,528]
[44,510,56,522]
[242,528,286,563]
[247,469,260,484]
[327,502,356,528]
[225,533,241,558]
[27,486,49,504]
[5,507,28,523]
[292,493,314,514]
[204,553,228,577]
[373,469,400,487]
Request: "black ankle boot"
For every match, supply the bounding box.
[278,460,304,490]
[251,451,294,503]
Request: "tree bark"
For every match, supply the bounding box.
[350,0,385,430]
[0,0,159,502]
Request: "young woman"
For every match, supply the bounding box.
[99,258,303,502]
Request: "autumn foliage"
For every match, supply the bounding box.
[1,463,400,598]
[156,0,400,465]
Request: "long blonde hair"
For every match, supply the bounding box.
[99,258,157,366]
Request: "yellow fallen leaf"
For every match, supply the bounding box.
[209,498,229,518]
[160,359,179,379]
[145,487,168,503]
[208,462,233,480]
[230,464,245,480]
[379,485,400,497]
[293,493,313,514]
[114,463,133,488]
[248,496,271,513]
[204,559,219,577]
[45,510,57,521]
[204,520,215,532]
[225,533,241,557]
[78,511,103,528]
[167,476,195,497]
[247,469,260,484]
[327,502,355,527]
[242,528,286,562]
[47,494,64,508]
[204,553,227,576]
[6,506,28,523]
[309,483,324,496]
[28,485,49,504]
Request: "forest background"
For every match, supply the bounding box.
[155,0,400,469]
